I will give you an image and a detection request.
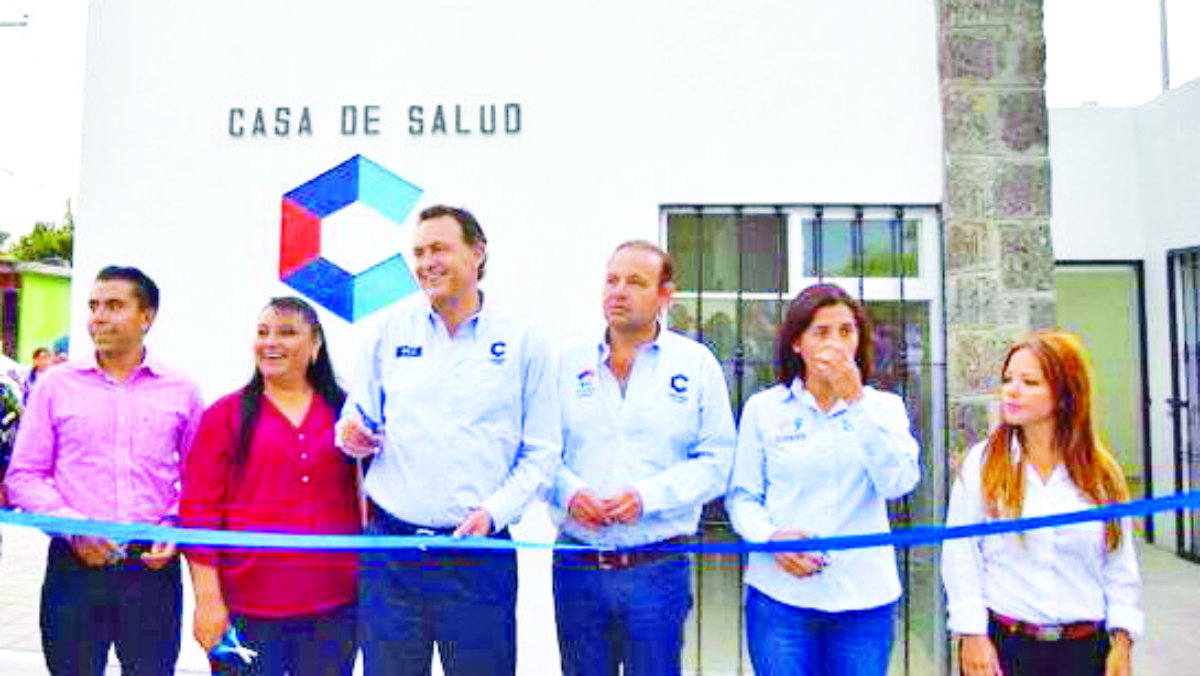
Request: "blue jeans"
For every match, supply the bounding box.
[359,506,517,676]
[210,604,357,676]
[745,586,896,676]
[553,549,693,676]
[40,537,182,676]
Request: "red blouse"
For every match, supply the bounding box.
[181,390,359,618]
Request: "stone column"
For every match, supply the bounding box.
[940,0,1057,457]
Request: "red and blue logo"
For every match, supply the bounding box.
[280,155,422,322]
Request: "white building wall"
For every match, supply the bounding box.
[1051,78,1200,551]
[1048,107,1145,261]
[74,3,942,674]
[73,0,942,398]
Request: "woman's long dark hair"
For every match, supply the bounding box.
[234,297,345,474]
[774,284,873,386]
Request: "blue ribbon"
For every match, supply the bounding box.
[2,491,1197,554]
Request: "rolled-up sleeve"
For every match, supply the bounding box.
[726,396,778,544]
[941,445,990,635]
[1102,516,1144,638]
[180,400,235,565]
[338,331,385,455]
[4,373,84,520]
[844,393,920,500]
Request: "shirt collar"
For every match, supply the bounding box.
[71,348,162,379]
[597,322,664,362]
[783,377,850,415]
[1008,433,1066,478]
[422,291,487,335]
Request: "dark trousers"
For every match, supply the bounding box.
[553,551,692,676]
[359,504,517,676]
[989,617,1110,676]
[40,537,182,676]
[211,604,358,676]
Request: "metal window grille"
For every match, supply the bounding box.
[662,203,947,676]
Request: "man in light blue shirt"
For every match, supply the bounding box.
[551,240,736,676]
[339,205,560,676]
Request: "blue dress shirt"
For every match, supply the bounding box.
[552,327,736,548]
[342,294,561,530]
[727,379,920,612]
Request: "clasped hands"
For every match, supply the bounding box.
[68,534,176,569]
[769,528,829,579]
[567,488,643,529]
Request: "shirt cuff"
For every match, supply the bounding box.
[634,479,664,516]
[480,496,515,532]
[741,518,778,545]
[1106,604,1144,640]
[947,602,990,636]
[556,474,587,510]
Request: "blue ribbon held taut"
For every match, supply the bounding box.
[1,491,1197,554]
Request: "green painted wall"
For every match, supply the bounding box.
[16,270,71,363]
[1054,265,1145,497]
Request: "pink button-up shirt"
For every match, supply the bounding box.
[5,351,204,524]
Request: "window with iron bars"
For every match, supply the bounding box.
[662,204,948,676]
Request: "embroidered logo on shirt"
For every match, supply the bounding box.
[489,341,507,364]
[668,374,688,403]
[396,345,423,358]
[576,369,596,397]
[774,416,807,443]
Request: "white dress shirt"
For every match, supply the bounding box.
[726,379,920,612]
[551,327,736,548]
[941,440,1144,637]
[341,294,561,530]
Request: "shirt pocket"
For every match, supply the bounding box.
[56,400,114,452]
[465,354,521,424]
[136,398,187,474]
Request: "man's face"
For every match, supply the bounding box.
[87,280,154,358]
[413,215,484,306]
[603,247,672,333]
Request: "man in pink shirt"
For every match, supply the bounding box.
[5,266,204,676]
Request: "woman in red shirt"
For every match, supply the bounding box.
[182,297,360,676]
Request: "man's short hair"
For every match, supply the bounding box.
[419,205,488,280]
[613,240,675,288]
[96,266,160,311]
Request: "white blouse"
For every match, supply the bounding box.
[726,380,920,612]
[941,440,1144,637]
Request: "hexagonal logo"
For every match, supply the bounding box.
[280,155,423,322]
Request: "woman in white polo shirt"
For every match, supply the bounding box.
[726,284,921,676]
[942,330,1142,676]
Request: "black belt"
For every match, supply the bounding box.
[52,536,171,570]
[368,500,509,538]
[555,535,691,571]
[989,610,1105,642]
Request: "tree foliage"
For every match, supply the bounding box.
[7,202,73,263]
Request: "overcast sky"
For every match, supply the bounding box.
[0,0,1197,239]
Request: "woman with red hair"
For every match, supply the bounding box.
[942,330,1142,676]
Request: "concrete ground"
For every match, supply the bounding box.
[1,523,1197,675]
